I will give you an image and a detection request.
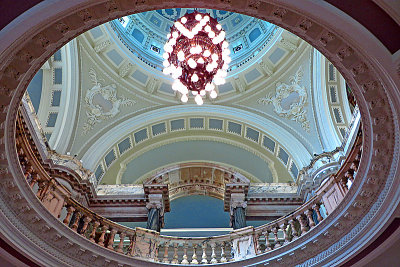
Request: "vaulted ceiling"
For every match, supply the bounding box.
[26,9,352,187]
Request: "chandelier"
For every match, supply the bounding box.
[163,12,230,105]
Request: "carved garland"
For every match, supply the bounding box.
[258,67,310,131]
[83,68,135,134]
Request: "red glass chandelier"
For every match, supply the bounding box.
[163,12,230,105]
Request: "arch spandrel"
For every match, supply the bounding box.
[0,1,399,266]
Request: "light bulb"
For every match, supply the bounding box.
[195,14,202,21]
[205,83,215,91]
[222,63,229,70]
[224,56,231,64]
[181,85,188,94]
[163,67,170,75]
[222,41,229,49]
[191,73,199,82]
[169,38,176,46]
[196,45,202,53]
[210,90,217,99]
[203,50,211,57]
[200,90,206,96]
[172,31,179,39]
[190,47,196,54]
[181,94,188,103]
[195,94,203,105]
[223,48,230,56]
[204,25,211,32]
[212,53,218,61]
[192,90,198,95]
[188,58,197,69]
[172,80,181,91]
[206,64,213,72]
[163,60,170,67]
[176,66,183,77]
[178,50,185,61]
[208,31,215,38]
[204,16,210,22]
[197,57,205,64]
[188,32,194,39]
[216,24,222,30]
[181,17,187,24]
[167,33,171,39]
[163,52,169,59]
[214,77,225,85]
[199,19,207,26]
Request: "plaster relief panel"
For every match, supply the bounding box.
[82,68,135,134]
[258,67,310,132]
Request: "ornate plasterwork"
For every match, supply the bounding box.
[82,68,135,134]
[258,67,310,132]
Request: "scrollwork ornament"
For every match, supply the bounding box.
[82,68,135,134]
[258,67,310,131]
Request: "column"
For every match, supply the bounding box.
[230,193,247,229]
[146,194,164,232]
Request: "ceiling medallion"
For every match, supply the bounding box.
[163,12,231,105]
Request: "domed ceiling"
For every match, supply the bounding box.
[25,9,353,188]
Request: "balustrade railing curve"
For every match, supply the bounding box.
[16,107,362,264]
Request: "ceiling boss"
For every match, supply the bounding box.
[163,12,230,105]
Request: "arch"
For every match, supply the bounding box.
[0,1,398,266]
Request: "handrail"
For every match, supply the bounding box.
[16,107,362,263]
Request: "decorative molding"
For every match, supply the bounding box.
[258,67,310,132]
[93,40,111,53]
[82,68,135,134]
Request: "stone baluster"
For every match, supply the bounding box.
[36,180,46,199]
[263,230,272,251]
[29,173,39,188]
[272,227,281,248]
[89,221,100,242]
[171,243,179,264]
[305,209,316,228]
[71,211,81,232]
[210,242,218,264]
[98,225,108,247]
[181,243,189,264]
[228,241,234,261]
[63,205,75,226]
[296,214,308,235]
[163,241,170,263]
[116,232,126,253]
[127,234,135,256]
[190,243,198,264]
[153,240,160,262]
[255,233,262,253]
[220,242,227,263]
[313,203,324,222]
[107,229,117,249]
[201,242,208,264]
[279,222,290,245]
[288,218,299,240]
[80,216,91,235]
